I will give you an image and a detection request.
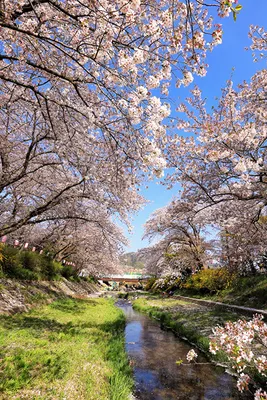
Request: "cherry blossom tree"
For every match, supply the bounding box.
[48,218,126,275]
[164,26,267,272]
[6,205,126,275]
[185,314,267,399]
[137,241,172,277]
[197,200,267,272]
[141,199,210,276]
[218,210,267,273]
[0,0,238,238]
[167,73,267,211]
[0,93,145,236]
[209,314,267,400]
[167,24,267,211]
[249,25,267,62]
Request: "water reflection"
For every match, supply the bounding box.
[117,300,252,400]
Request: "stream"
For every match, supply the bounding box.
[117,300,251,400]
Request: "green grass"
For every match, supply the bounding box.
[175,275,267,309]
[0,297,133,399]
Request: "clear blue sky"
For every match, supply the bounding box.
[124,0,267,252]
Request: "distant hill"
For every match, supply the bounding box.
[119,252,144,271]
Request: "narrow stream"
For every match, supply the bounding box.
[117,300,251,400]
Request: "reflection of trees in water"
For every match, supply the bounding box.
[122,304,251,400]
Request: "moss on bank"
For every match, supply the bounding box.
[0,297,133,399]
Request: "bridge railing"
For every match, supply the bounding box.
[100,275,150,280]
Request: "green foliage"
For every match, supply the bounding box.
[0,243,4,264]
[221,275,267,309]
[61,264,79,281]
[80,275,97,283]
[145,277,157,291]
[43,259,63,280]
[18,251,43,273]
[181,268,236,294]
[224,1,242,21]
[1,348,67,392]
[0,245,37,280]
[117,292,129,299]
[144,269,267,308]
[164,252,177,260]
[0,245,77,281]
[155,273,267,309]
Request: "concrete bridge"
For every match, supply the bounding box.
[100,274,150,284]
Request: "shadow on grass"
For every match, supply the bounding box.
[0,297,130,398]
[50,297,98,313]
[80,315,125,334]
[0,314,79,335]
[0,298,124,336]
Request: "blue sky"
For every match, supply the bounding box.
[124,0,267,252]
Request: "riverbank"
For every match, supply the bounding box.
[132,296,267,368]
[0,278,100,314]
[0,297,133,399]
[119,299,250,400]
[174,274,267,310]
[146,273,267,310]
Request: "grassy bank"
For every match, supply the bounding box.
[0,297,133,400]
[132,297,248,363]
[175,275,267,309]
[146,271,267,309]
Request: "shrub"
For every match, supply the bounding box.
[41,258,62,280]
[0,245,80,281]
[1,245,25,278]
[61,264,75,279]
[1,247,42,280]
[0,243,4,263]
[82,276,97,283]
[182,268,236,294]
[61,265,80,281]
[18,251,43,274]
